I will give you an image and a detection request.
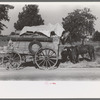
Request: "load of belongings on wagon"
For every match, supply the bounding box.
[20,23,65,37]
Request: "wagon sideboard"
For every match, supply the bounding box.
[0,35,60,54]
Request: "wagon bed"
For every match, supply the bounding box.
[0,35,60,70]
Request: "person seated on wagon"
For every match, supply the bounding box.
[60,31,70,45]
[7,39,14,52]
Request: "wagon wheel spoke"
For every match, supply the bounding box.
[12,56,20,61]
[14,56,20,60]
[36,56,44,61]
[38,53,43,56]
[12,53,17,59]
[46,59,52,67]
[49,59,56,65]
[47,49,55,57]
[47,49,50,55]
[48,51,56,57]
[41,51,45,56]
[45,60,48,68]
[49,57,57,60]
[36,58,43,62]
[45,49,48,56]
[5,55,10,60]
[42,60,46,67]
[37,60,44,66]
[47,60,51,67]
[49,51,54,56]
[3,56,10,63]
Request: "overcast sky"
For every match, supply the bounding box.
[1,2,100,35]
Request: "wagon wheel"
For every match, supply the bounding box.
[35,48,58,70]
[3,52,21,70]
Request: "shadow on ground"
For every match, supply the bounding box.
[19,61,37,70]
[19,58,92,69]
[19,59,61,70]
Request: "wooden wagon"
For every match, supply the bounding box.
[0,33,67,70]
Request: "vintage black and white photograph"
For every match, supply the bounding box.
[0,2,100,80]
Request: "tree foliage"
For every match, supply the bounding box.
[62,8,97,42]
[14,5,44,30]
[92,31,100,41]
[0,5,14,33]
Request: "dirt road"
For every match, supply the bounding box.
[0,62,100,80]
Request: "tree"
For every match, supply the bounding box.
[62,8,96,43]
[14,5,44,30]
[0,5,14,33]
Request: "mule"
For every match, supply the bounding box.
[61,44,95,64]
[61,47,69,63]
[61,46,77,64]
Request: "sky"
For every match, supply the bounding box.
[1,2,100,35]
